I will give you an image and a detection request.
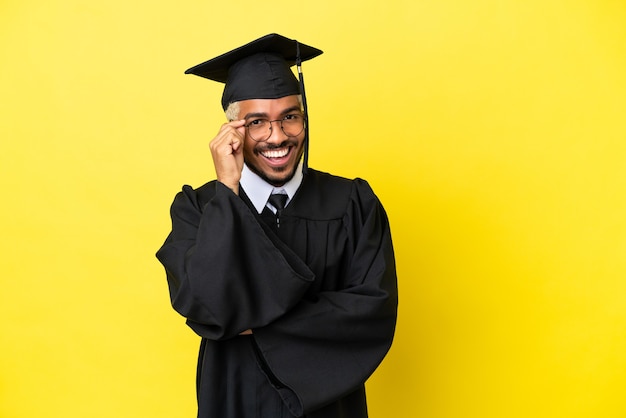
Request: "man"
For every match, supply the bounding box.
[156,33,398,418]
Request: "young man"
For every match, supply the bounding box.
[156,34,398,418]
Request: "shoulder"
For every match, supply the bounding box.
[305,169,376,199]
[170,180,220,212]
[294,169,379,219]
[303,169,353,192]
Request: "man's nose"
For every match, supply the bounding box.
[265,120,287,143]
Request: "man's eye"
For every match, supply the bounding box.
[248,119,266,126]
[283,114,300,121]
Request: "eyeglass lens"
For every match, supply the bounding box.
[247,115,305,142]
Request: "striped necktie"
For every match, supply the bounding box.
[268,193,288,227]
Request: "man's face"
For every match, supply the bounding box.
[238,95,305,187]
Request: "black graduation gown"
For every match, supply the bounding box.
[156,169,398,418]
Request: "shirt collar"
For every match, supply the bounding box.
[240,160,304,214]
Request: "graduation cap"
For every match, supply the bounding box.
[185,33,323,172]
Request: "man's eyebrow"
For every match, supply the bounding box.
[243,112,268,120]
[280,106,303,115]
[243,106,303,120]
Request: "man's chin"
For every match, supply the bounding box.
[246,162,299,187]
[264,169,297,187]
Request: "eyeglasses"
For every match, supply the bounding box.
[244,114,306,142]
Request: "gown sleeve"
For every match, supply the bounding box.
[156,181,315,340]
[252,179,398,416]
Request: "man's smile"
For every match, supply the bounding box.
[260,147,291,159]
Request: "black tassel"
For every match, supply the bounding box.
[296,41,310,175]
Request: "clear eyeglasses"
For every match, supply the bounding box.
[244,114,306,142]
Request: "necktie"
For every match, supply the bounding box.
[268,193,288,227]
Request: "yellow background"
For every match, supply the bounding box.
[2,0,625,417]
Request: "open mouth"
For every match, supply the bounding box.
[261,147,290,159]
[256,141,297,168]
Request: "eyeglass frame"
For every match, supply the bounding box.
[243,114,307,142]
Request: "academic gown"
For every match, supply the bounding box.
[156,168,398,418]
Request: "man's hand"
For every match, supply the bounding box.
[239,329,253,335]
[209,120,246,195]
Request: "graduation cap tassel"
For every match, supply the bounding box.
[296,41,310,175]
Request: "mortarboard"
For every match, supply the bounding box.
[184,33,323,172]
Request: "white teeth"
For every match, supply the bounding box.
[261,148,289,158]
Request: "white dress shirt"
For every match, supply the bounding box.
[239,161,304,214]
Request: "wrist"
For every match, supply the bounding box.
[217,179,239,195]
